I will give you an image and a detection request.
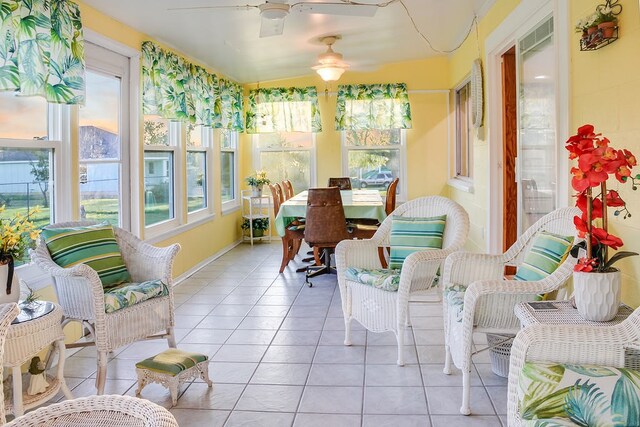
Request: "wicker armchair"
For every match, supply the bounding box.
[507,308,640,426]
[0,303,20,424]
[6,395,179,426]
[336,196,469,366]
[31,221,180,395]
[441,207,580,415]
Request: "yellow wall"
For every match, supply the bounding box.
[241,56,452,201]
[570,0,640,306]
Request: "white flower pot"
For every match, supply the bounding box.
[0,259,21,305]
[251,186,263,197]
[573,270,621,322]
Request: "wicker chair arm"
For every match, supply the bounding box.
[335,239,383,272]
[442,251,505,288]
[115,229,180,283]
[397,248,454,296]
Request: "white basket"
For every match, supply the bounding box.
[486,333,513,378]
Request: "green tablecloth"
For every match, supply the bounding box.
[274,189,386,236]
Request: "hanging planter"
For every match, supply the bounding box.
[576,0,621,51]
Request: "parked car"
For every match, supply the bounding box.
[359,171,394,188]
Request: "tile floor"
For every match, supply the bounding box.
[48,242,508,426]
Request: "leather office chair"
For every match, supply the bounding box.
[328,177,352,190]
[281,180,294,200]
[269,183,304,273]
[304,187,352,286]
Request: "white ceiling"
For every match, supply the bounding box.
[82,0,493,83]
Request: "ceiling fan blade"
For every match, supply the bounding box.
[167,4,259,12]
[260,16,285,38]
[293,2,378,17]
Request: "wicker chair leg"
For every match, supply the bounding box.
[406,304,412,327]
[96,352,108,395]
[443,345,452,375]
[167,328,177,348]
[344,318,352,346]
[460,370,471,415]
[396,326,405,367]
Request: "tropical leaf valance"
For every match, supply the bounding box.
[335,83,412,130]
[0,0,85,105]
[142,41,244,131]
[246,86,322,134]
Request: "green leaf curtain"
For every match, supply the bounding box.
[335,83,412,130]
[245,86,322,134]
[142,41,244,131]
[0,0,85,104]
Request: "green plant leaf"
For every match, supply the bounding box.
[611,369,640,425]
[522,385,574,420]
[564,380,619,427]
[565,365,616,377]
[603,252,639,270]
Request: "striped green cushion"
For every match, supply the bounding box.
[514,231,573,281]
[389,215,446,270]
[136,349,208,376]
[42,223,131,289]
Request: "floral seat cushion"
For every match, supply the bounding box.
[345,267,400,292]
[444,284,467,323]
[518,362,640,426]
[104,279,168,313]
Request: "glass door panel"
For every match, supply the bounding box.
[517,17,557,234]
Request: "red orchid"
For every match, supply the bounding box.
[566,125,638,273]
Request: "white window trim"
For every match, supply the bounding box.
[187,126,215,222]
[220,130,240,214]
[448,78,475,194]
[252,133,317,192]
[340,129,407,202]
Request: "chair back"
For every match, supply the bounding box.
[268,184,283,217]
[304,187,350,246]
[281,180,294,200]
[385,178,399,215]
[0,303,20,423]
[328,177,352,190]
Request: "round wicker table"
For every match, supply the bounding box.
[4,302,73,417]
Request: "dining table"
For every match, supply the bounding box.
[274,189,387,236]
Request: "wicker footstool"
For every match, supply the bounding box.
[135,349,212,405]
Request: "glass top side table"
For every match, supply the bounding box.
[4,302,73,417]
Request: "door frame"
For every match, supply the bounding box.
[484,0,570,254]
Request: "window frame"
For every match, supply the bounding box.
[449,78,475,193]
[220,129,240,214]
[252,132,317,193]
[340,129,407,202]
[186,125,215,222]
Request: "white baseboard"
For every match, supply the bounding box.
[172,239,242,287]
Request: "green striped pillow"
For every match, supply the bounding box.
[136,348,208,376]
[42,223,131,289]
[514,231,573,282]
[389,215,446,270]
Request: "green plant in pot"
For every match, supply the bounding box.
[595,3,618,39]
[566,124,638,321]
[241,217,269,237]
[245,170,270,197]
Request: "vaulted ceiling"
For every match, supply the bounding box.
[83,0,493,83]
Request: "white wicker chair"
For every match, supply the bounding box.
[441,207,581,415]
[507,308,640,426]
[6,394,179,426]
[336,196,469,366]
[0,303,20,424]
[31,221,180,395]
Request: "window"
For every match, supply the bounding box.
[0,92,58,236]
[220,130,238,210]
[253,132,315,192]
[186,123,213,219]
[144,115,176,228]
[455,81,472,179]
[342,129,405,200]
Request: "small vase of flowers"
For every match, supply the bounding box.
[566,124,638,321]
[246,170,270,197]
[0,206,41,304]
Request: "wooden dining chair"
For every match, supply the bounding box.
[385,178,399,215]
[328,177,352,190]
[281,180,294,200]
[269,183,305,273]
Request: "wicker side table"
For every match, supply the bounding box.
[4,302,73,417]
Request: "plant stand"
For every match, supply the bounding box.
[241,190,272,246]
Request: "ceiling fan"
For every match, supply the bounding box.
[168,1,397,38]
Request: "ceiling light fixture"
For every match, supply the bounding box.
[312,36,349,82]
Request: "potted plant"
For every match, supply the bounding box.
[0,206,41,304]
[245,170,270,197]
[566,124,638,321]
[584,12,599,36]
[596,4,618,39]
[241,217,269,237]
